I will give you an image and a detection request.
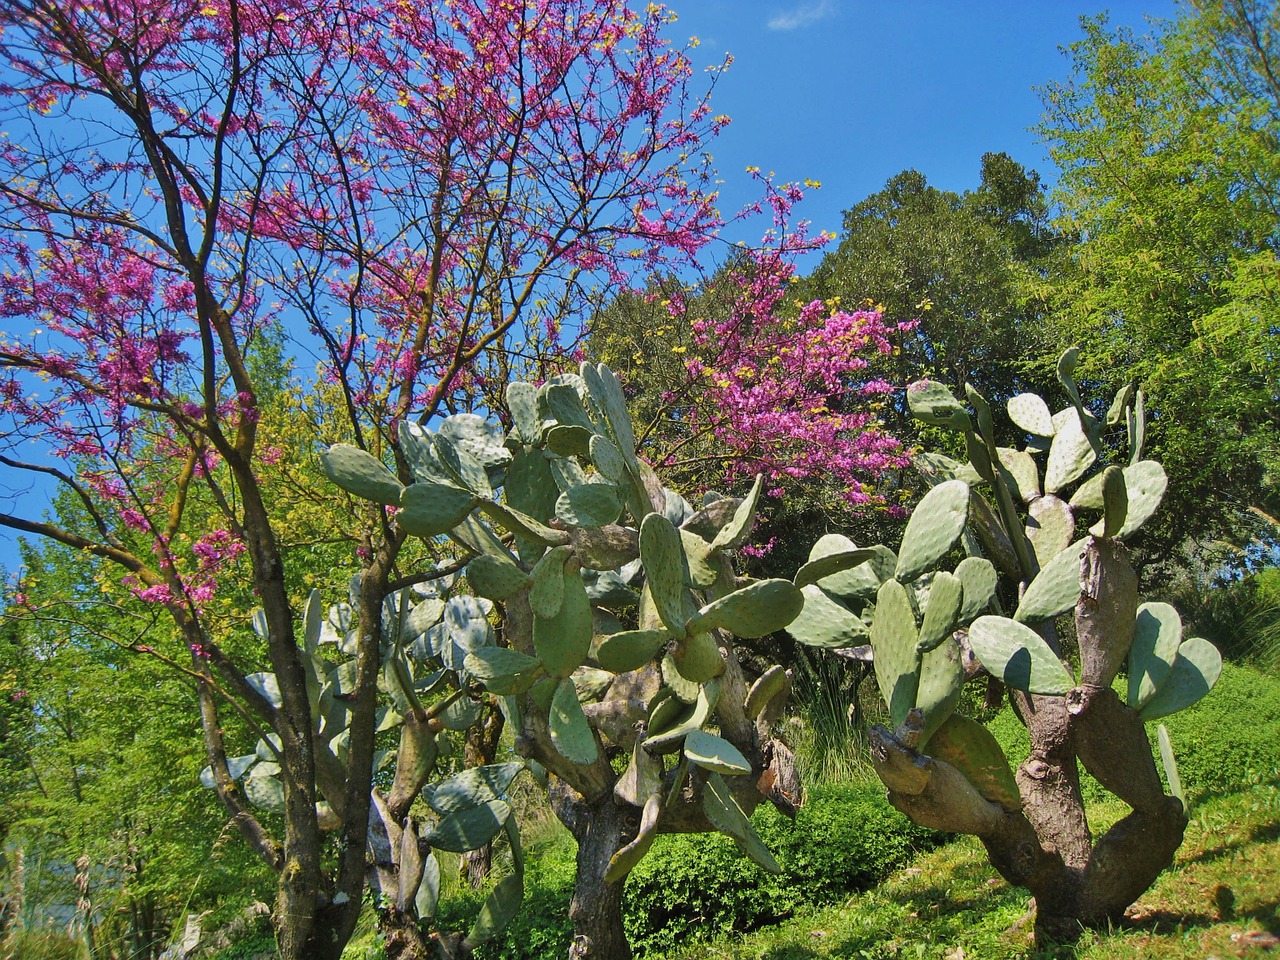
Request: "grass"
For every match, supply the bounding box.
[657,769,1280,960]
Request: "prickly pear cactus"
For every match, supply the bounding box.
[828,350,1222,945]
[199,582,527,951]
[321,362,807,955]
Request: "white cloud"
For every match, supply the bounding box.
[766,0,835,31]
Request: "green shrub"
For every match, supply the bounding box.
[442,780,942,960]
[623,780,942,955]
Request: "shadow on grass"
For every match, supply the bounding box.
[1184,818,1280,868]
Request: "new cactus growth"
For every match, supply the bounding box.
[841,353,1222,945]
[318,362,806,960]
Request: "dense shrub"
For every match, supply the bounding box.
[451,780,942,959]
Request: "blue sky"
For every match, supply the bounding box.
[0,0,1177,576]
[673,0,1174,266]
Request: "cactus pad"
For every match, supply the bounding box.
[785,584,869,648]
[1007,393,1056,437]
[954,557,997,623]
[917,571,964,654]
[640,512,693,636]
[399,481,478,537]
[467,554,532,601]
[895,479,970,584]
[968,615,1074,695]
[686,579,804,639]
[549,677,599,764]
[871,578,920,726]
[1013,539,1087,623]
[321,444,404,505]
[684,729,752,775]
[1137,637,1221,721]
[554,482,624,527]
[926,713,1021,811]
[702,772,782,873]
[596,628,669,674]
[1044,407,1097,494]
[1127,602,1182,710]
[532,557,593,678]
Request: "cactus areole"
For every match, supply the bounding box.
[797,354,1221,945]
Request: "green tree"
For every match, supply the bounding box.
[1,541,274,960]
[1039,5,1280,564]
[803,153,1060,421]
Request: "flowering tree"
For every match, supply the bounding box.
[0,2,765,957]
[590,232,914,555]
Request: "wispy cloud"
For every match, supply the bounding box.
[766,0,835,31]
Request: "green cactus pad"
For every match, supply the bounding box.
[423,799,511,852]
[544,382,598,433]
[614,737,664,806]
[801,534,895,599]
[1026,494,1075,568]
[549,677,599,764]
[1044,408,1098,494]
[954,557,997,623]
[793,547,881,589]
[399,480,478,537]
[702,772,782,873]
[1107,382,1135,427]
[596,628,669,674]
[466,872,524,948]
[1157,724,1186,812]
[320,443,405,505]
[1137,637,1222,721]
[1013,539,1087,623]
[529,545,572,619]
[581,362,639,468]
[244,770,285,811]
[679,529,720,588]
[907,379,969,430]
[1069,469,1107,510]
[661,652,702,702]
[915,451,984,486]
[464,648,543,695]
[478,501,571,546]
[640,512,693,636]
[671,630,725,685]
[895,479,970,584]
[646,689,691,740]
[1129,389,1147,464]
[917,571,964,654]
[645,678,720,750]
[968,615,1074,695]
[916,638,965,744]
[969,491,1020,579]
[506,381,543,444]
[1007,393,1056,437]
[684,729,752,775]
[926,713,1021,811]
[1127,602,1183,709]
[686,579,804,639]
[425,762,525,815]
[605,793,661,882]
[785,584,869,648]
[711,474,764,550]
[998,448,1042,503]
[744,665,790,719]
[588,433,628,483]
[1097,464,1129,538]
[555,482,624,528]
[872,578,920,727]
[544,424,593,458]
[415,852,441,921]
[467,554,532,601]
[1117,460,1167,539]
[533,557,593,678]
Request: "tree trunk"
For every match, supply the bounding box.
[377,905,436,960]
[551,784,636,960]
